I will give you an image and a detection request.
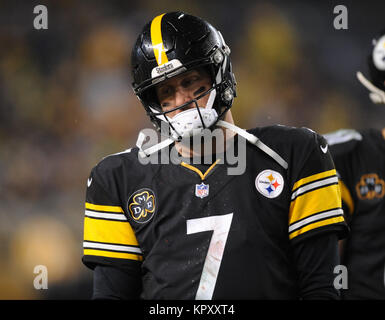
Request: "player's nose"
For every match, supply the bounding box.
[174,90,194,114]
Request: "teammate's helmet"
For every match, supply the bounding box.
[368,29,385,91]
[131,12,236,139]
[357,28,385,104]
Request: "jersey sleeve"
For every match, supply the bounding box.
[82,164,143,269]
[288,130,348,244]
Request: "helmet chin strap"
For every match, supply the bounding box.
[357,71,385,104]
[216,120,288,169]
[137,119,288,170]
[136,131,174,158]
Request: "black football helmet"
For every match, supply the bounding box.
[357,28,385,104]
[368,29,385,91]
[131,11,236,136]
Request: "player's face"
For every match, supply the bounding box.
[155,68,212,118]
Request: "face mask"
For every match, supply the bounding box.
[151,88,218,140]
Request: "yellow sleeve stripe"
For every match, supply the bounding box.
[339,180,354,215]
[292,169,337,192]
[291,175,338,201]
[83,249,143,261]
[84,216,139,246]
[85,202,124,213]
[289,215,345,240]
[289,183,342,225]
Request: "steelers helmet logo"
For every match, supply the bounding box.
[127,188,156,223]
[255,169,284,198]
[373,35,385,71]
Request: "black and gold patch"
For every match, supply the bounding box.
[127,188,156,223]
[355,173,385,200]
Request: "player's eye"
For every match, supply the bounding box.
[159,86,172,96]
[182,75,199,88]
[193,86,206,96]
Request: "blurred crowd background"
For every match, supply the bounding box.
[0,0,384,299]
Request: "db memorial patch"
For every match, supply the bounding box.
[127,188,156,223]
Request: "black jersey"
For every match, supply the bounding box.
[83,125,347,299]
[325,128,385,299]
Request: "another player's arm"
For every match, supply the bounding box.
[338,178,354,221]
[335,177,354,261]
[323,129,359,261]
[82,165,142,299]
[289,131,348,299]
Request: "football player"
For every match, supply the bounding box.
[82,12,347,299]
[324,29,385,299]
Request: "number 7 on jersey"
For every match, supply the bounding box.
[186,213,233,300]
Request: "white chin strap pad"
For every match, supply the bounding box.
[169,88,218,139]
[137,89,219,157]
[136,107,218,158]
[169,108,218,139]
[149,88,218,140]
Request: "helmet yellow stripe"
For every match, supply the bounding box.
[150,13,169,66]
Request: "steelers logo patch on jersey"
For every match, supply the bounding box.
[255,169,284,198]
[127,188,156,223]
[355,173,385,200]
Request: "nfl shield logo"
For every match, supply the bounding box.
[195,182,209,199]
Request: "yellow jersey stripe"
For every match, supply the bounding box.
[84,249,143,261]
[289,215,345,240]
[150,13,168,66]
[339,180,354,215]
[289,183,341,225]
[292,169,337,192]
[291,176,338,201]
[84,216,139,246]
[85,202,124,213]
[180,159,221,180]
